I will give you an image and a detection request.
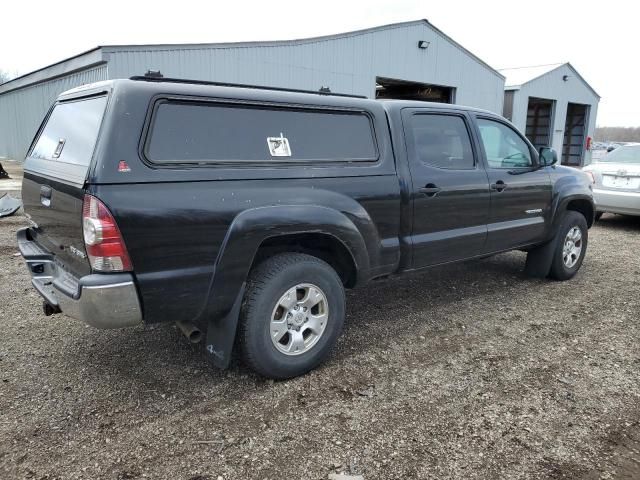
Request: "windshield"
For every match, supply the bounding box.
[597,145,640,164]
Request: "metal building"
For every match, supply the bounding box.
[0,19,505,161]
[500,63,600,167]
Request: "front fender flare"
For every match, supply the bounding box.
[551,192,595,230]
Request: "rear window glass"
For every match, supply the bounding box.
[146,101,378,164]
[410,114,475,170]
[31,96,107,166]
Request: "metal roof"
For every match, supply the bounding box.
[500,63,564,88]
[0,19,503,95]
[499,62,600,98]
[0,47,104,94]
[99,19,504,79]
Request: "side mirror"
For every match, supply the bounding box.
[539,147,558,166]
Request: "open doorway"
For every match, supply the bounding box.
[525,97,554,150]
[562,103,589,167]
[375,77,455,103]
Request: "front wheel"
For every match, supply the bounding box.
[238,253,345,379]
[549,211,588,280]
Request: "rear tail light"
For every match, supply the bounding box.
[82,195,132,272]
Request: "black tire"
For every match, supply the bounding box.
[549,211,588,281]
[594,212,604,221]
[238,253,345,379]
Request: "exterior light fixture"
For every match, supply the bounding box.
[418,41,430,49]
[144,70,163,78]
[562,75,569,82]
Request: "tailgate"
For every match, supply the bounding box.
[22,94,108,278]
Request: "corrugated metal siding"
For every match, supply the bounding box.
[106,22,504,111]
[1,22,505,160]
[0,65,107,160]
[508,64,599,164]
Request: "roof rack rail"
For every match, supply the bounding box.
[129,75,367,99]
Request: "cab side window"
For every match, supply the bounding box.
[411,114,475,170]
[477,118,533,169]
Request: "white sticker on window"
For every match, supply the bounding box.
[267,133,292,157]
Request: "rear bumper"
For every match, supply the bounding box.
[17,228,143,329]
[593,188,640,216]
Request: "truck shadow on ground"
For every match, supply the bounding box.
[596,213,640,231]
[59,250,532,389]
[337,252,531,354]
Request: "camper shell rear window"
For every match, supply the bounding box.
[144,100,378,165]
[31,96,107,166]
[26,95,108,184]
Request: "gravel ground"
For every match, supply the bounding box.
[1,169,639,479]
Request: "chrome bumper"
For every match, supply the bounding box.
[17,228,143,329]
[593,188,640,216]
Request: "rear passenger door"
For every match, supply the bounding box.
[402,109,491,268]
[473,116,552,251]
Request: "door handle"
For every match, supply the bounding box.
[40,185,52,207]
[490,180,507,192]
[418,183,441,197]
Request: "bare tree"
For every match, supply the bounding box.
[0,69,15,85]
[595,127,640,143]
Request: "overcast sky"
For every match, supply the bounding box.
[1,0,635,126]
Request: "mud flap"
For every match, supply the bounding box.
[524,233,559,279]
[204,282,246,369]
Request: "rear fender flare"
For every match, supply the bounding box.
[200,205,369,368]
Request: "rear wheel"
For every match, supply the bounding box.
[238,253,345,379]
[549,211,588,280]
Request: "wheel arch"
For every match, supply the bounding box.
[254,232,359,288]
[552,193,595,230]
[200,205,370,369]
[566,198,595,228]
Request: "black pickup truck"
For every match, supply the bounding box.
[18,77,595,379]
